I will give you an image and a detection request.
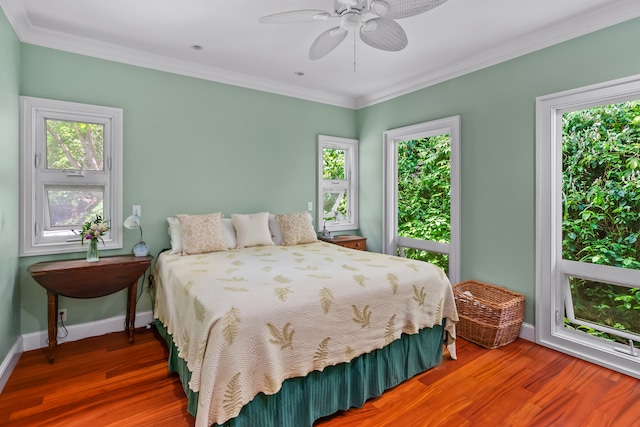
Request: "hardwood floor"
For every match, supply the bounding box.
[1,327,638,426]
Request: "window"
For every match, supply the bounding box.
[20,97,123,256]
[382,116,461,284]
[536,75,640,378]
[317,135,358,232]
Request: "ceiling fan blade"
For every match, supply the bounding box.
[309,27,348,60]
[360,18,407,51]
[258,9,330,24]
[385,0,448,19]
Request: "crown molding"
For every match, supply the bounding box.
[356,0,640,108]
[0,0,356,109]
[3,0,639,111]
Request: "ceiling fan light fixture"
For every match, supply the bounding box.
[341,12,362,31]
[370,1,389,17]
[361,20,378,34]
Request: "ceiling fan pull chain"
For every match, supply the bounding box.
[353,31,357,72]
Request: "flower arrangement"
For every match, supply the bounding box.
[80,215,110,244]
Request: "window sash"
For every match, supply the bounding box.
[536,74,640,378]
[561,260,640,342]
[20,96,123,256]
[382,116,461,285]
[317,135,358,232]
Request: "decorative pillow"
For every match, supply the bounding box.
[168,216,236,253]
[167,216,184,254]
[232,212,274,248]
[276,211,318,246]
[176,212,227,255]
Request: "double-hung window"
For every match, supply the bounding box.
[20,97,123,256]
[317,135,359,232]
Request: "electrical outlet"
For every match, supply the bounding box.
[132,205,141,216]
[58,308,67,323]
[307,202,313,211]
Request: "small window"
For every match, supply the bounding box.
[20,97,123,256]
[317,135,358,232]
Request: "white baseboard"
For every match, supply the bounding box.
[0,310,154,393]
[0,337,23,393]
[21,310,154,352]
[519,321,535,342]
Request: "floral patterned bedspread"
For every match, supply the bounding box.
[154,241,458,427]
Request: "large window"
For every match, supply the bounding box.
[536,75,640,379]
[20,97,123,256]
[382,116,460,284]
[317,135,359,232]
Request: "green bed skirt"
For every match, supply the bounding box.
[156,319,445,427]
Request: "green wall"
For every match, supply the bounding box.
[5,9,640,340]
[18,46,357,334]
[357,18,640,324]
[0,8,20,365]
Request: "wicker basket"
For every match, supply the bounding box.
[452,280,525,349]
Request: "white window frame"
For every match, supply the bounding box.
[317,135,359,232]
[20,96,123,256]
[536,74,640,379]
[382,116,461,285]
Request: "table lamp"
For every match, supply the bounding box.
[123,214,150,256]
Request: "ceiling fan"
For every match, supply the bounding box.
[258,0,448,60]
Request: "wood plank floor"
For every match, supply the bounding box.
[1,327,639,426]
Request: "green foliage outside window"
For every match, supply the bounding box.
[396,136,451,272]
[45,120,105,227]
[322,148,348,218]
[562,101,640,340]
[46,119,104,171]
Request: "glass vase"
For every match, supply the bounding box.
[86,239,99,262]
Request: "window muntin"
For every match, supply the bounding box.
[317,135,358,232]
[20,97,123,256]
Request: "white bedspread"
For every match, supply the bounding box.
[154,241,457,427]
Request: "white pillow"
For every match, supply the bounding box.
[167,216,183,254]
[268,214,284,245]
[168,215,237,254]
[221,218,237,249]
[232,212,274,248]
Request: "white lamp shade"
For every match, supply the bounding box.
[124,214,141,229]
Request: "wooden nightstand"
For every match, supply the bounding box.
[319,235,367,251]
[28,255,152,363]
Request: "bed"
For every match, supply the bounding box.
[153,211,458,427]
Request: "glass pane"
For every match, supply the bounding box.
[562,101,640,271]
[46,187,104,228]
[398,248,449,275]
[323,148,345,180]
[567,277,640,341]
[323,190,348,220]
[397,136,451,243]
[46,119,104,171]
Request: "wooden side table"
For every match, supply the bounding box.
[319,235,367,251]
[28,255,152,363]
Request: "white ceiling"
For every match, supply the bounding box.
[2,0,640,109]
